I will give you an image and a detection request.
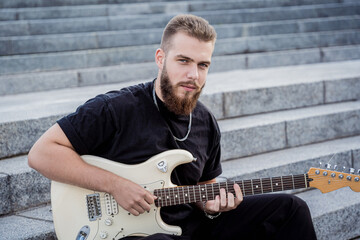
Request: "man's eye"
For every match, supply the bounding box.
[199,63,209,68]
[179,59,188,63]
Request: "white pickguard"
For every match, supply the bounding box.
[51,149,194,240]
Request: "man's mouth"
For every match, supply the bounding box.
[179,83,198,92]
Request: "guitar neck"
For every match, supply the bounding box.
[154,174,310,207]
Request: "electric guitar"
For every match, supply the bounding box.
[51,149,360,240]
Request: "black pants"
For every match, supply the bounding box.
[124,194,317,240]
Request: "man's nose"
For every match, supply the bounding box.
[187,64,199,80]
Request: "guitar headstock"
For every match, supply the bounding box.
[307,167,360,193]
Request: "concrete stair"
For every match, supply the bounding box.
[0,0,359,239]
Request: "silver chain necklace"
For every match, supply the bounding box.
[152,82,192,142]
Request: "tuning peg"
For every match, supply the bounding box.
[325,163,331,169]
[319,162,323,168]
[342,166,346,172]
[350,168,355,174]
[333,165,338,170]
[357,169,360,175]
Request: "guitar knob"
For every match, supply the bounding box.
[325,163,331,169]
[99,231,108,239]
[350,168,355,174]
[105,218,113,226]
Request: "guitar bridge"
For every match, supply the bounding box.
[86,193,102,221]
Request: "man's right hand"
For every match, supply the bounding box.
[111,177,157,216]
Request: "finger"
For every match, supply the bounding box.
[220,188,227,208]
[132,202,146,214]
[128,208,140,216]
[227,192,235,208]
[234,184,243,204]
[144,192,156,205]
[139,199,152,212]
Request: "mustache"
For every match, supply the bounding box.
[176,81,202,90]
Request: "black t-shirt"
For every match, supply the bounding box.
[57,80,222,226]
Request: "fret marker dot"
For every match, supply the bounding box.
[185,194,188,197]
[167,196,169,199]
[175,195,178,198]
[203,195,205,198]
[275,183,278,186]
[256,185,258,188]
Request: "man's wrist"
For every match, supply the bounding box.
[202,201,221,219]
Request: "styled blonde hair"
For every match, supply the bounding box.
[160,14,217,53]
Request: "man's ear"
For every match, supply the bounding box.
[155,48,165,70]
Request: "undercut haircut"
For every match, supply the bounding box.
[160,14,217,53]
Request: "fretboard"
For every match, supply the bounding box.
[154,174,309,207]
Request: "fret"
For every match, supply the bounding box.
[181,187,185,204]
[159,189,164,207]
[240,180,245,195]
[192,185,197,202]
[282,176,293,191]
[272,177,282,192]
[261,178,272,194]
[187,186,191,203]
[218,182,221,197]
[172,187,176,205]
[199,185,205,201]
[252,179,262,195]
[243,180,252,196]
[164,187,170,206]
[250,179,254,195]
[270,177,273,192]
[260,178,264,194]
[176,187,180,204]
[204,184,209,201]
[280,176,284,191]
[211,183,215,200]
[291,175,295,190]
[304,174,308,188]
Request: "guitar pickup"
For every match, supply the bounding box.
[86,193,102,221]
[105,193,119,216]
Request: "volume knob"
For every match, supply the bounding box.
[105,218,113,226]
[99,231,108,239]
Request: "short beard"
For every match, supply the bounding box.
[160,65,203,116]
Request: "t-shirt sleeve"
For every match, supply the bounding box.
[57,94,116,155]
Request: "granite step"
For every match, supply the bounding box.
[1,2,359,37]
[1,44,360,96]
[1,136,359,239]
[1,16,359,56]
[0,0,343,21]
[0,0,219,9]
[1,30,360,76]
[1,61,359,160]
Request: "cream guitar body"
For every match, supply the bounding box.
[51,149,360,239]
[51,149,194,240]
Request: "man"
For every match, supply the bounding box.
[28,14,317,239]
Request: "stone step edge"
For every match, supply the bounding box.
[0,41,359,79]
[1,2,359,38]
[296,187,360,240]
[1,59,360,122]
[2,27,360,57]
[0,0,345,20]
[1,1,358,24]
[220,135,360,180]
[1,14,358,41]
[2,29,359,59]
